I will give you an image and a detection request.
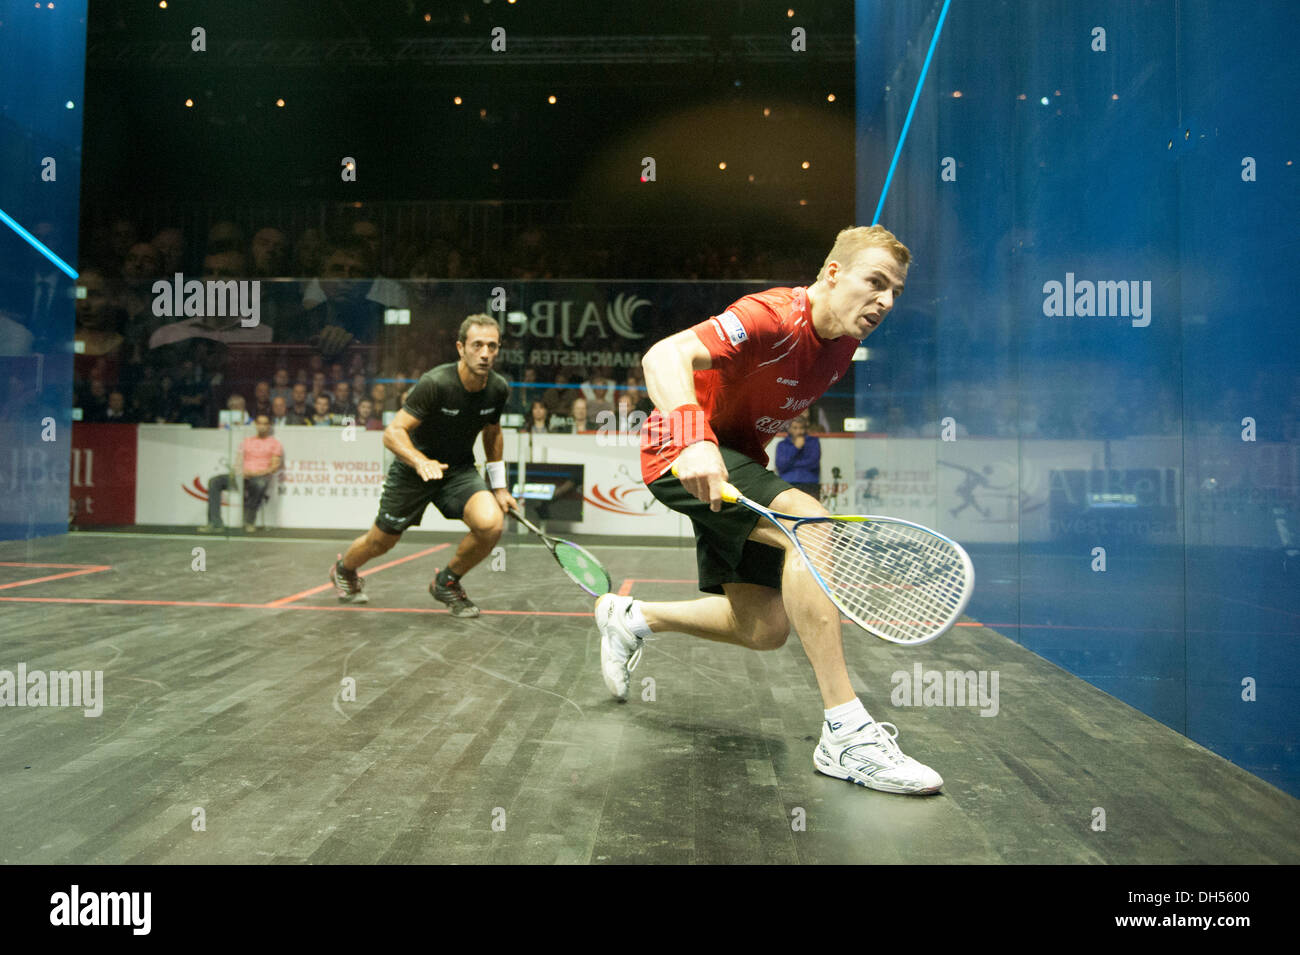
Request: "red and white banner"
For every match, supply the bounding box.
[70,424,138,525]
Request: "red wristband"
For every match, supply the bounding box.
[668,403,717,448]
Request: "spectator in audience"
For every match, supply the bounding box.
[80,379,110,421]
[356,398,382,430]
[283,236,386,356]
[775,413,821,499]
[250,227,289,277]
[351,372,368,404]
[526,399,550,434]
[271,395,305,428]
[206,221,245,255]
[294,228,324,276]
[198,413,283,534]
[289,382,312,420]
[626,380,654,416]
[504,367,536,417]
[252,380,273,418]
[368,381,391,413]
[267,367,292,403]
[103,390,131,422]
[222,394,252,427]
[74,269,125,394]
[332,380,356,418]
[311,371,328,401]
[151,227,186,275]
[581,368,617,418]
[147,248,272,350]
[570,396,590,433]
[312,394,335,425]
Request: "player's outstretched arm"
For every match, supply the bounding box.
[642,329,727,511]
[384,409,445,481]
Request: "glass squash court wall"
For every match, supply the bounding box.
[0,1,86,540]
[856,0,1299,795]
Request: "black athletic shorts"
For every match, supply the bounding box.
[648,446,796,594]
[374,462,489,535]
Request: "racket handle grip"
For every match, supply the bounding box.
[670,464,742,504]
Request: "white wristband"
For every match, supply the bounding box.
[486,460,507,490]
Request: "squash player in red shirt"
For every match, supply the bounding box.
[596,225,943,795]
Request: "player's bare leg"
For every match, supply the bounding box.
[639,488,854,707]
[640,585,789,651]
[432,490,503,617]
[332,523,399,604]
[342,523,401,571]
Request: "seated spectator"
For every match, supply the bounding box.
[311,371,328,402]
[332,380,356,418]
[369,381,392,413]
[281,236,386,358]
[103,390,132,422]
[581,368,617,418]
[269,367,293,403]
[252,380,273,418]
[271,395,307,427]
[351,372,368,405]
[525,400,550,434]
[198,414,283,534]
[625,381,654,416]
[74,267,125,384]
[288,382,312,420]
[504,367,537,416]
[356,398,383,430]
[775,414,821,499]
[569,396,591,433]
[311,394,335,425]
[147,248,273,349]
[222,394,252,427]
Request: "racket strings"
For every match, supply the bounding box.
[793,520,968,643]
[554,541,611,596]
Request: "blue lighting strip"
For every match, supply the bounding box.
[872,0,953,225]
[0,207,78,279]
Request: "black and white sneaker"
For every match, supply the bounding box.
[330,557,369,604]
[431,573,480,617]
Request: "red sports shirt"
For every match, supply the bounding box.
[640,286,857,482]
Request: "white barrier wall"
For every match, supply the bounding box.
[133,424,1239,545]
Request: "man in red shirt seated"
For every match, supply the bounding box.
[198,413,284,533]
[596,224,944,796]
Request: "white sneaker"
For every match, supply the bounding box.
[596,593,643,701]
[814,719,943,794]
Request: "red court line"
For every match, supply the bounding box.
[0,561,112,569]
[264,544,450,607]
[0,566,113,590]
[0,595,593,617]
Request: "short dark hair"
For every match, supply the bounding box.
[458,313,501,344]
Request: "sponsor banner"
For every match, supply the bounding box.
[70,424,138,525]
[133,425,462,531]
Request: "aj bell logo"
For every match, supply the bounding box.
[1042,273,1151,327]
[152,273,260,326]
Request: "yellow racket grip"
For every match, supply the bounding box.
[670,464,741,504]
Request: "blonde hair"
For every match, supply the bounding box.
[817,225,911,281]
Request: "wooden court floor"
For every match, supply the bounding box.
[2,530,1298,864]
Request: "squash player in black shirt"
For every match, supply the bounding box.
[330,314,517,616]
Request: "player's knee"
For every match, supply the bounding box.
[751,620,790,651]
[369,527,398,552]
[473,514,503,539]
